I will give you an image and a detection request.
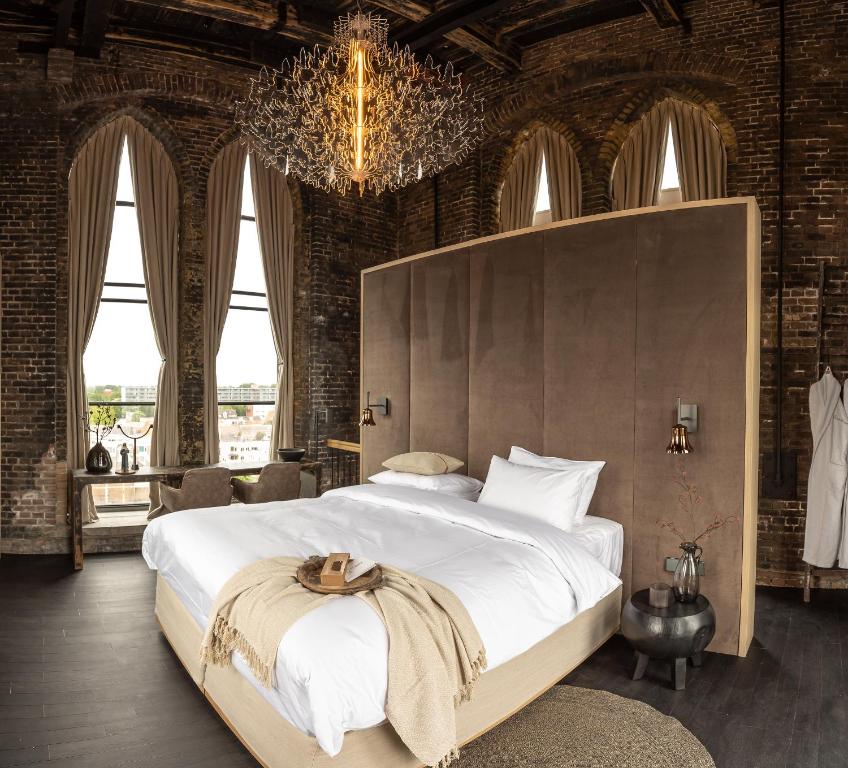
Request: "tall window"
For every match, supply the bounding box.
[533,152,552,226]
[658,121,682,205]
[216,159,278,464]
[84,138,160,508]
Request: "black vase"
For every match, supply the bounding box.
[86,441,112,474]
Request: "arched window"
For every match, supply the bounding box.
[216,157,279,464]
[500,126,581,233]
[82,136,160,512]
[611,98,726,211]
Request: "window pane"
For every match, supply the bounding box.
[104,206,145,285]
[115,138,134,203]
[534,152,551,215]
[232,218,268,298]
[241,156,255,217]
[101,284,147,301]
[217,308,277,387]
[230,292,268,310]
[84,302,161,387]
[661,121,680,191]
[218,404,276,465]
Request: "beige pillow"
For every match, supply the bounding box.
[382,452,464,476]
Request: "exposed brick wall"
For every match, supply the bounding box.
[398,0,848,587]
[2,0,847,584]
[0,34,397,553]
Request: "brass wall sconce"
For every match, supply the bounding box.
[359,391,389,428]
[666,396,698,454]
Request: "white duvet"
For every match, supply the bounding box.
[142,484,621,757]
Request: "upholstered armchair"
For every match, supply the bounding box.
[147,467,233,521]
[232,462,301,505]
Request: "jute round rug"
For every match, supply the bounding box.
[454,685,715,768]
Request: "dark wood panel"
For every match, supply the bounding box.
[543,218,637,600]
[633,205,749,655]
[361,266,411,480]
[467,233,545,481]
[409,250,471,470]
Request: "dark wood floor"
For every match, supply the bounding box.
[0,554,844,768]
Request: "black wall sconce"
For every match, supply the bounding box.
[359,391,389,427]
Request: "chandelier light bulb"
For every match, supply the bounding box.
[234,11,484,196]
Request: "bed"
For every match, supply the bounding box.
[143,483,623,768]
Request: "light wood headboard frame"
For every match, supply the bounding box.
[360,198,760,656]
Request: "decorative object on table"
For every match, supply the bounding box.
[666,396,698,454]
[455,685,715,768]
[233,462,301,504]
[117,423,153,471]
[649,582,673,608]
[674,542,703,603]
[234,10,483,197]
[296,555,383,595]
[320,552,351,587]
[83,405,117,474]
[148,467,233,521]
[658,461,738,603]
[277,447,306,462]
[115,442,134,475]
[622,589,716,690]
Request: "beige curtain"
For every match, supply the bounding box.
[67,117,127,524]
[611,100,671,211]
[125,121,180,508]
[668,99,727,202]
[539,126,582,221]
[250,155,295,456]
[204,142,247,463]
[499,132,543,232]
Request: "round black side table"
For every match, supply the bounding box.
[621,589,716,690]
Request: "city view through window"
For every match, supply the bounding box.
[84,144,277,510]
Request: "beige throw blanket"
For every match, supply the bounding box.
[200,557,487,768]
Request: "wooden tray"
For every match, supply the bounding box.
[296,556,383,595]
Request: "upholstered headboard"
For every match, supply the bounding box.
[360,199,760,657]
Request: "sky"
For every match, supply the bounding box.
[83,144,278,390]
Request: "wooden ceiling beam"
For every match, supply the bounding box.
[392,0,513,50]
[371,0,519,71]
[125,0,333,46]
[53,0,74,47]
[80,0,115,52]
[129,0,279,29]
[638,0,688,29]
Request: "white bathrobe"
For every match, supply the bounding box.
[804,370,848,567]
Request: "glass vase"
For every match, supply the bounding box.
[673,541,702,603]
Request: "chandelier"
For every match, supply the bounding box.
[234,11,484,196]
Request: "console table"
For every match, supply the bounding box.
[69,460,322,570]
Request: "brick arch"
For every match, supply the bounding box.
[55,71,239,111]
[63,104,191,195]
[596,85,738,188]
[490,117,587,231]
[206,132,305,245]
[484,51,744,138]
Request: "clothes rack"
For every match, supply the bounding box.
[805,261,847,602]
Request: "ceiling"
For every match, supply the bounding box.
[2,0,691,73]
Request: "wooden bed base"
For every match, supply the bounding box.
[155,575,622,768]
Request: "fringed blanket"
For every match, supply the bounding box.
[200,556,486,768]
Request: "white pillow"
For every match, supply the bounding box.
[509,446,605,522]
[477,456,583,531]
[368,470,484,500]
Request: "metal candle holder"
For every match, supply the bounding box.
[117,424,153,472]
